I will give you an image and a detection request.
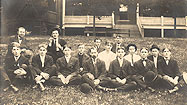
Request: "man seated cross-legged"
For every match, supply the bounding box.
[30,44,56,91]
[157,48,187,93]
[100,47,138,92]
[50,46,82,86]
[3,42,32,92]
[80,47,106,94]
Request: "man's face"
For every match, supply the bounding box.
[12,47,21,57]
[128,46,136,54]
[105,43,112,51]
[90,48,98,59]
[151,48,159,57]
[39,47,47,56]
[17,28,26,38]
[78,45,85,54]
[95,40,101,47]
[63,47,72,56]
[140,49,149,59]
[117,49,125,59]
[51,30,59,39]
[162,48,171,58]
[115,37,122,44]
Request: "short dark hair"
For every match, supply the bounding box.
[140,47,149,52]
[127,44,137,51]
[17,26,25,32]
[88,47,97,54]
[104,41,112,46]
[162,48,171,52]
[50,27,61,35]
[116,47,125,52]
[94,38,101,42]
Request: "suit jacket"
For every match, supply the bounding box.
[4,55,29,76]
[111,43,125,53]
[83,58,106,79]
[157,58,180,78]
[9,35,29,49]
[47,38,67,62]
[134,59,157,77]
[31,54,54,74]
[56,56,79,77]
[74,53,89,68]
[147,55,164,67]
[108,58,132,79]
[6,35,30,57]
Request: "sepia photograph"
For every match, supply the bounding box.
[0,0,187,104]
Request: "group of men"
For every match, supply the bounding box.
[1,26,187,94]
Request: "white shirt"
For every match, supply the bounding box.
[124,54,141,66]
[153,56,158,68]
[40,55,45,67]
[118,57,123,67]
[14,55,20,66]
[65,56,71,64]
[18,36,22,44]
[164,57,170,65]
[98,50,116,71]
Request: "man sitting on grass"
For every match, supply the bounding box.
[30,44,56,91]
[3,42,31,92]
[80,47,106,93]
[47,28,67,63]
[99,47,138,92]
[157,48,187,93]
[6,27,33,62]
[133,47,157,92]
[148,44,164,68]
[74,44,89,74]
[50,46,82,86]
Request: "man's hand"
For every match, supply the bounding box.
[48,37,53,46]
[35,75,43,82]
[116,77,122,83]
[80,68,83,72]
[94,79,100,85]
[14,68,27,76]
[86,73,95,80]
[40,72,50,80]
[58,75,66,84]
[120,78,127,84]
[65,75,73,84]
[57,44,63,50]
[163,75,175,83]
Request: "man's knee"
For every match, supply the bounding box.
[80,83,93,94]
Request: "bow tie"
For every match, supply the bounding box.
[142,58,147,61]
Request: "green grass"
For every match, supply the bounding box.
[0,36,187,105]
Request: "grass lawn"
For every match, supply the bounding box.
[0,36,187,105]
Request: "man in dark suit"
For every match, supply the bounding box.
[111,35,125,53]
[100,47,138,92]
[50,46,82,86]
[93,38,104,53]
[30,44,56,91]
[47,28,67,63]
[3,42,31,92]
[6,27,32,60]
[148,44,164,68]
[133,47,158,92]
[74,44,89,74]
[157,48,187,93]
[80,47,106,93]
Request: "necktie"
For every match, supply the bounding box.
[142,59,146,67]
[93,59,98,78]
[131,54,134,66]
